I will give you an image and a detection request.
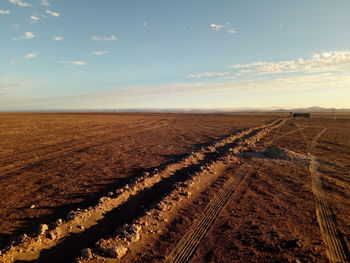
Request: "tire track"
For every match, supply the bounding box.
[310,128,350,263]
[165,163,254,263]
[0,119,283,263]
[0,120,167,179]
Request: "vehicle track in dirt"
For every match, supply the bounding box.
[165,162,255,263]
[0,119,284,263]
[0,120,167,179]
[310,128,350,263]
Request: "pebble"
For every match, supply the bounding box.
[30,205,35,209]
[38,224,48,235]
[128,232,140,242]
[103,246,128,259]
[47,232,56,240]
[81,248,93,258]
[107,191,113,197]
[99,197,109,203]
[18,234,28,242]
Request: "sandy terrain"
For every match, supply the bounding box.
[0,113,349,263]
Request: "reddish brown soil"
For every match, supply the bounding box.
[190,116,350,263]
[0,113,278,248]
[2,114,349,263]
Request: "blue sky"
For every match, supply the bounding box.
[1,0,350,110]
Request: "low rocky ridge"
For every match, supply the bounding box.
[75,120,285,262]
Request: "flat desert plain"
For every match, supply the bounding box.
[0,113,349,263]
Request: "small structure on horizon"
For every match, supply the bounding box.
[292,112,310,118]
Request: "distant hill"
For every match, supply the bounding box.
[3,106,350,113]
[271,106,350,113]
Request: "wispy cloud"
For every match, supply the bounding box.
[210,24,224,30]
[0,10,10,14]
[12,31,35,40]
[9,0,30,7]
[61,61,87,66]
[103,72,350,100]
[186,72,230,78]
[210,23,237,34]
[229,50,350,76]
[72,71,82,75]
[24,52,38,59]
[30,15,40,22]
[41,0,49,6]
[226,28,237,34]
[0,76,34,106]
[46,9,60,17]
[91,35,117,41]
[91,51,109,55]
[9,59,16,64]
[0,76,29,94]
[3,69,350,110]
[42,72,348,109]
[53,35,64,41]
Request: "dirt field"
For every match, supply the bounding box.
[0,113,276,247]
[0,113,349,263]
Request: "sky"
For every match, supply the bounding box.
[1,0,350,111]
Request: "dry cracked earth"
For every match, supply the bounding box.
[0,113,349,263]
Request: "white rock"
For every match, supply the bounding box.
[38,224,48,235]
[115,189,123,194]
[104,246,128,259]
[128,232,140,242]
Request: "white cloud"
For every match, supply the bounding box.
[24,52,38,59]
[46,9,60,17]
[186,72,230,78]
[10,59,16,64]
[227,28,237,34]
[0,10,10,14]
[91,51,109,55]
[13,31,35,40]
[30,15,40,22]
[0,77,28,93]
[41,0,49,6]
[210,23,237,34]
[60,72,350,108]
[229,50,350,76]
[61,61,87,66]
[9,0,30,7]
[3,70,350,110]
[72,71,83,76]
[53,35,64,41]
[142,22,147,27]
[210,24,224,31]
[91,35,117,41]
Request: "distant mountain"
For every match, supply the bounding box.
[272,106,350,113]
[3,106,350,113]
